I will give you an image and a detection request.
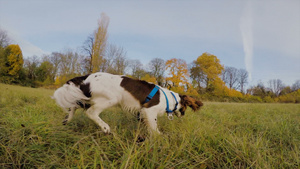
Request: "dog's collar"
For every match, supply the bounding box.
[144,85,178,120]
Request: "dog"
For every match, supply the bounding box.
[53,72,203,134]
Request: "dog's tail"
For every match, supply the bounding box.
[53,82,90,109]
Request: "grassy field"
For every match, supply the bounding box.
[0,83,299,169]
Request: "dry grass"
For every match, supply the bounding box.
[0,83,299,168]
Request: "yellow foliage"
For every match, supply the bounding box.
[92,13,109,73]
[211,77,243,98]
[278,89,300,103]
[195,52,224,80]
[141,74,157,84]
[5,44,23,76]
[54,76,67,87]
[166,58,189,87]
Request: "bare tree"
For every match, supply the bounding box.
[291,80,300,91]
[148,58,165,86]
[105,44,128,75]
[59,50,82,77]
[129,59,145,79]
[268,79,284,97]
[82,34,94,73]
[0,28,11,48]
[237,68,248,93]
[222,66,239,89]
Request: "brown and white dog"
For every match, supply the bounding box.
[53,72,203,134]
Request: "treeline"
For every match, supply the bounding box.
[0,14,299,103]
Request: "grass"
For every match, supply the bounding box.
[0,83,299,168]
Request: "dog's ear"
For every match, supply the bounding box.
[180,95,203,111]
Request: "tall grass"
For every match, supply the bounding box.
[0,83,299,168]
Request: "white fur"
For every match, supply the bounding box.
[53,72,182,134]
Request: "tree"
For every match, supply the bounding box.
[292,80,300,91]
[82,13,109,73]
[237,68,248,93]
[23,55,40,81]
[36,60,54,83]
[129,59,145,79]
[54,50,82,86]
[280,86,292,96]
[166,58,189,87]
[47,52,62,82]
[0,28,10,48]
[247,82,268,97]
[82,34,94,73]
[148,58,166,86]
[105,44,128,75]
[0,44,24,83]
[92,13,109,73]
[190,61,205,93]
[192,53,224,92]
[268,79,284,97]
[222,66,238,89]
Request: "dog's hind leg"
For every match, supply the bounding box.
[62,107,76,125]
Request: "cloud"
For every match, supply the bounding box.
[240,1,253,81]
[4,27,50,57]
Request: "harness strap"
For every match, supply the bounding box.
[144,85,179,116]
[144,86,159,104]
[160,89,173,113]
[171,92,178,111]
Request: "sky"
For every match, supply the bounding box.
[0,0,299,87]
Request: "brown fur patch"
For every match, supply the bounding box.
[180,95,203,112]
[120,76,160,108]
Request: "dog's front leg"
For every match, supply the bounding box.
[142,109,161,135]
[62,107,76,125]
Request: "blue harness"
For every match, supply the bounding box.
[144,85,178,119]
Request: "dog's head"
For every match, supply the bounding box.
[176,95,203,117]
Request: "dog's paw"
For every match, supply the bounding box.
[102,125,111,134]
[62,119,68,125]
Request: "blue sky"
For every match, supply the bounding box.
[0,0,299,86]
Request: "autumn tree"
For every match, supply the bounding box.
[148,58,165,86]
[191,53,224,92]
[165,58,198,95]
[0,44,24,83]
[82,13,109,73]
[166,58,189,87]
